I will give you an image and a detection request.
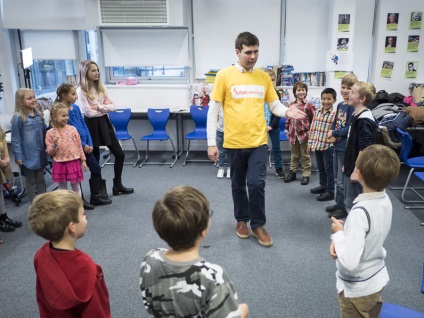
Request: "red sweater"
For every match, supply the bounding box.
[34,242,111,318]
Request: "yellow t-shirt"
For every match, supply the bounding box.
[211,66,278,148]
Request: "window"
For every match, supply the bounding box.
[108,66,187,82]
[83,30,99,64]
[30,60,77,98]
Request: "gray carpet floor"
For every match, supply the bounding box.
[1,151,424,318]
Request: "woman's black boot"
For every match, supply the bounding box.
[113,178,134,195]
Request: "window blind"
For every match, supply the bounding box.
[99,0,168,24]
[101,29,189,66]
[192,0,282,79]
[22,31,77,60]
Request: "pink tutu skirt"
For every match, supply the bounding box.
[52,160,84,184]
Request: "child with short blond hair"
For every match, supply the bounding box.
[326,74,358,217]
[330,144,400,318]
[284,82,315,185]
[140,186,248,318]
[29,190,111,317]
[339,82,377,218]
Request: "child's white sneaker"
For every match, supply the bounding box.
[226,168,231,179]
[217,168,225,178]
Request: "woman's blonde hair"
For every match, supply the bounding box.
[14,88,41,122]
[77,60,105,100]
[50,102,69,127]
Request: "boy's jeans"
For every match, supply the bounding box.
[315,147,334,193]
[268,128,283,169]
[334,150,346,210]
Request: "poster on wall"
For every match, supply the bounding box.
[326,51,353,71]
[334,71,347,80]
[337,38,349,51]
[338,14,350,32]
[380,61,394,79]
[407,35,420,52]
[190,83,213,106]
[386,13,399,31]
[409,11,422,30]
[405,61,418,79]
[384,36,397,53]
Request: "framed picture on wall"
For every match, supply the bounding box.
[386,13,399,31]
[338,14,350,32]
[407,35,420,52]
[409,11,422,30]
[384,36,397,53]
[405,61,418,79]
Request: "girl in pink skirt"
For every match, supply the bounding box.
[46,103,87,197]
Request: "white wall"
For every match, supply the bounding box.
[284,0,330,72]
[192,0,282,79]
[370,0,424,95]
[326,0,375,103]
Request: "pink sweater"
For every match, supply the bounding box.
[46,125,86,162]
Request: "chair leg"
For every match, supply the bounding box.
[132,137,141,167]
[139,141,150,168]
[101,151,111,168]
[169,138,178,168]
[391,168,424,203]
[183,140,191,166]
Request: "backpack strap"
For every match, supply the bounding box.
[353,206,371,237]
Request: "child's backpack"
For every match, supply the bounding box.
[368,90,389,110]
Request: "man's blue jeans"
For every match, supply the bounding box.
[227,145,268,229]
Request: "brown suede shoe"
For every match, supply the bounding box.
[236,221,250,239]
[251,227,273,247]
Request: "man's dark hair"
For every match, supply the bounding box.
[321,88,337,100]
[235,32,259,51]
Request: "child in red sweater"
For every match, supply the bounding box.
[29,190,112,317]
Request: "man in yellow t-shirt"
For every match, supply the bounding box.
[207,32,305,247]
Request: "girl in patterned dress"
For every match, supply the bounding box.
[45,103,87,197]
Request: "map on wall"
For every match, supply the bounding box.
[326,51,353,71]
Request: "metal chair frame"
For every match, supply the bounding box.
[390,128,424,204]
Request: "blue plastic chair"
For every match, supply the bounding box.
[380,303,424,317]
[269,117,289,168]
[106,109,140,167]
[391,128,424,203]
[138,108,177,168]
[379,262,424,317]
[183,105,209,166]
